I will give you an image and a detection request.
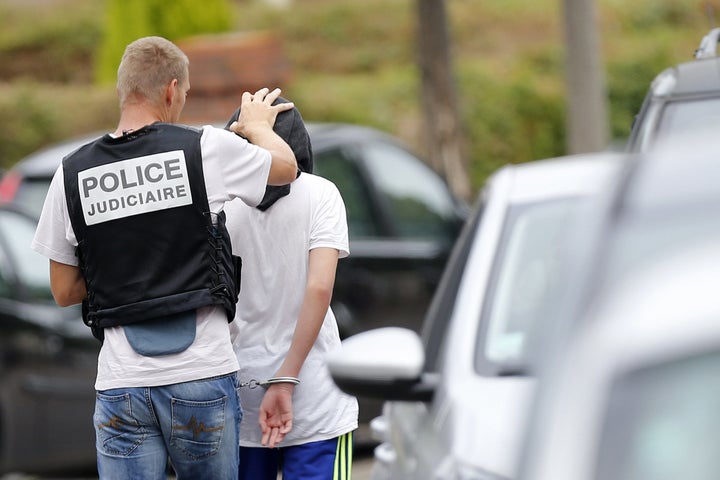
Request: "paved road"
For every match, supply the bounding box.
[0,451,375,480]
[350,451,374,480]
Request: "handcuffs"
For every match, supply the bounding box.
[239,376,300,389]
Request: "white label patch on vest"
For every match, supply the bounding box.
[78,150,193,225]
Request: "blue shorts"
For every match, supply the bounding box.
[238,431,353,480]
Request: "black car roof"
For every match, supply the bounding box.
[9,122,409,178]
[305,122,402,149]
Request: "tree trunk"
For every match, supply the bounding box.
[562,0,609,153]
[416,0,472,201]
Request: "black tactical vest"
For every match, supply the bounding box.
[63,123,240,339]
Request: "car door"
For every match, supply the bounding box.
[0,207,98,474]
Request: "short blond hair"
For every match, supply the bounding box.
[116,36,189,107]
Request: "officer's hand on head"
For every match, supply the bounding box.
[229,88,295,137]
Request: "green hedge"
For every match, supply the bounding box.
[0,0,712,189]
[94,0,233,84]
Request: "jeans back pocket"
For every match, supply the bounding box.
[94,392,146,456]
[170,395,227,460]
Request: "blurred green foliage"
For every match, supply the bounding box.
[0,86,56,166]
[458,63,566,187]
[0,83,117,168]
[0,1,103,84]
[0,0,714,192]
[94,0,233,84]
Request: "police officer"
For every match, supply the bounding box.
[31,36,297,480]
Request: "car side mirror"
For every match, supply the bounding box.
[326,327,436,402]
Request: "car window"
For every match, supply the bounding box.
[656,97,720,140]
[0,209,52,300]
[594,350,720,480]
[361,142,457,240]
[477,199,583,373]
[313,148,380,238]
[14,178,52,219]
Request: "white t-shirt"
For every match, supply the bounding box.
[225,173,359,447]
[31,126,272,391]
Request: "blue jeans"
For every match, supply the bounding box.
[94,373,242,480]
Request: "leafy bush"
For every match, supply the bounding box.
[0,0,717,190]
[95,0,233,84]
[607,51,675,140]
[0,83,116,170]
[458,64,565,187]
[0,87,56,170]
[0,1,102,83]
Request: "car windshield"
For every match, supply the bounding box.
[477,198,584,372]
[13,178,52,219]
[0,209,53,300]
[656,97,720,140]
[594,349,720,480]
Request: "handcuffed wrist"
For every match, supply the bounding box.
[262,376,300,387]
[240,376,300,389]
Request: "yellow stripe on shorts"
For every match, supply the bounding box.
[333,431,353,480]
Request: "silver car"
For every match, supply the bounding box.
[519,129,720,480]
[328,152,624,480]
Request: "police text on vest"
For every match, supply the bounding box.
[78,151,193,225]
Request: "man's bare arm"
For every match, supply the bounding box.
[49,259,87,307]
[276,247,338,377]
[258,247,339,448]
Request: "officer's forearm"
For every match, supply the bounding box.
[49,260,87,307]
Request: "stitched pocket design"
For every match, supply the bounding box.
[170,395,227,460]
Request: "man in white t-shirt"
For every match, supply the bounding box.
[224,102,358,480]
[31,36,297,480]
